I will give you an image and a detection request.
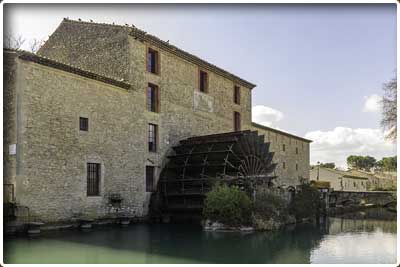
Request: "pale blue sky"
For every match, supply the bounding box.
[4,4,397,166]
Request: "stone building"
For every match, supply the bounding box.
[310,167,368,192]
[4,19,311,222]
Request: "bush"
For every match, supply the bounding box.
[289,183,321,220]
[253,191,289,221]
[203,184,252,226]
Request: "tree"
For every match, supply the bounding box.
[319,162,335,169]
[4,35,44,53]
[376,156,397,172]
[381,74,397,141]
[29,38,45,53]
[347,155,376,171]
[4,35,25,50]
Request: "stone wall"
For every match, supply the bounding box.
[251,124,311,187]
[3,52,18,202]
[329,191,396,207]
[7,56,148,222]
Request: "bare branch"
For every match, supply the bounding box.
[29,38,45,53]
[4,35,26,50]
[381,73,397,142]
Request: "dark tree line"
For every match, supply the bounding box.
[346,155,396,172]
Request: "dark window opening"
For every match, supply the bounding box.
[148,123,158,152]
[147,83,159,112]
[296,163,298,171]
[80,117,88,131]
[283,162,286,169]
[146,166,155,192]
[199,70,208,92]
[234,85,240,104]
[296,147,298,154]
[87,163,100,196]
[282,144,286,151]
[147,48,159,74]
[234,112,241,131]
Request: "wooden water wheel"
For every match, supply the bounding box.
[150,130,277,216]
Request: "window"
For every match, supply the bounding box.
[234,112,241,131]
[80,117,88,131]
[282,144,286,151]
[147,48,159,74]
[146,166,155,192]
[147,83,159,112]
[87,163,100,196]
[199,70,208,92]
[148,123,158,152]
[234,85,240,104]
[296,147,298,154]
[296,163,298,171]
[353,182,356,187]
[283,162,286,169]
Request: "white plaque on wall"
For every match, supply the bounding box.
[9,144,16,155]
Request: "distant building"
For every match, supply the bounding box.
[310,167,368,192]
[347,169,396,191]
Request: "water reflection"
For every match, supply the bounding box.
[3,208,396,264]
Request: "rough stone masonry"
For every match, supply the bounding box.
[3,19,311,223]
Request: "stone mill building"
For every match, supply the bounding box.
[3,19,311,223]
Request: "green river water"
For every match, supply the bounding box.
[3,208,397,264]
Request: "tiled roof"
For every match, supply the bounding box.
[62,19,256,89]
[252,122,313,143]
[5,49,132,90]
[317,167,369,180]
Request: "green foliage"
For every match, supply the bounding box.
[318,162,335,169]
[253,191,289,222]
[347,155,377,171]
[376,156,397,172]
[289,182,321,220]
[203,184,252,226]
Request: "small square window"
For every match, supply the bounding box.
[80,117,88,131]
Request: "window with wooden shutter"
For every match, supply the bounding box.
[234,85,240,104]
[147,48,159,74]
[199,70,208,92]
[147,83,159,112]
[146,166,155,192]
[234,112,241,131]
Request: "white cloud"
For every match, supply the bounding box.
[363,94,382,113]
[305,126,396,168]
[252,105,284,128]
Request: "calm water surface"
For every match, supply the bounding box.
[4,208,396,264]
